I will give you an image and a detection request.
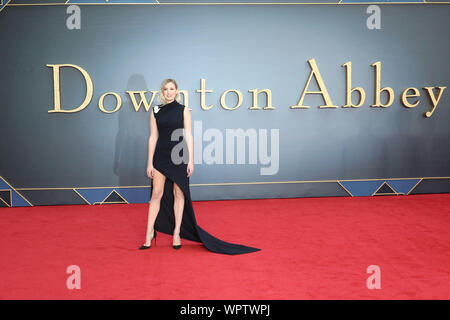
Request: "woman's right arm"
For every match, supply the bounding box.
[147,109,158,179]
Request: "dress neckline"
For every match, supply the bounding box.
[162,99,177,107]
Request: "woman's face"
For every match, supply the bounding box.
[163,82,178,103]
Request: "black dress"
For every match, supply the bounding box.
[151,99,260,255]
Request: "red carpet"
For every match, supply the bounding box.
[0,194,449,300]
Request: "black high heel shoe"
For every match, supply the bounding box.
[139,230,157,250]
[172,234,182,250]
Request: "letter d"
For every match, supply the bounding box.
[47,64,93,113]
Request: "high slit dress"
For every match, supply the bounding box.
[151,99,260,255]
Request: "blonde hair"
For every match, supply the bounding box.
[158,78,181,105]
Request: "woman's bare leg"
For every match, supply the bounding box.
[172,182,184,246]
[144,168,166,246]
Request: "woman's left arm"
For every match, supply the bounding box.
[184,106,194,177]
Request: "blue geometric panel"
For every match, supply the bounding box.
[386,179,421,195]
[339,180,385,197]
[7,0,66,4]
[11,190,32,207]
[66,0,158,3]
[0,178,10,190]
[75,187,150,204]
[342,0,423,2]
[0,190,11,207]
[9,0,427,3]
[103,190,127,203]
[75,188,115,204]
[0,177,32,207]
[373,182,398,195]
[116,187,151,204]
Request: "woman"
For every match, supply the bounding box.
[139,79,260,254]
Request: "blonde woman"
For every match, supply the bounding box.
[139,79,260,254]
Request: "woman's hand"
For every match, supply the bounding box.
[187,161,194,177]
[147,164,154,179]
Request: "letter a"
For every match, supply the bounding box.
[291,58,338,109]
[366,265,381,290]
[66,265,81,290]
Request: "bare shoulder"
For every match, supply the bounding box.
[182,105,192,113]
[182,105,192,126]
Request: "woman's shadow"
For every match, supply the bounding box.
[113,74,152,188]
[112,74,157,246]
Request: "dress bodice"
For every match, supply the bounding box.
[153,100,184,149]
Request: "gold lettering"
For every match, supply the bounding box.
[196,78,213,110]
[220,89,243,110]
[401,87,420,108]
[342,61,365,108]
[248,88,275,110]
[423,86,447,118]
[291,58,338,109]
[98,92,122,113]
[47,64,93,113]
[126,91,157,112]
[370,61,394,108]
